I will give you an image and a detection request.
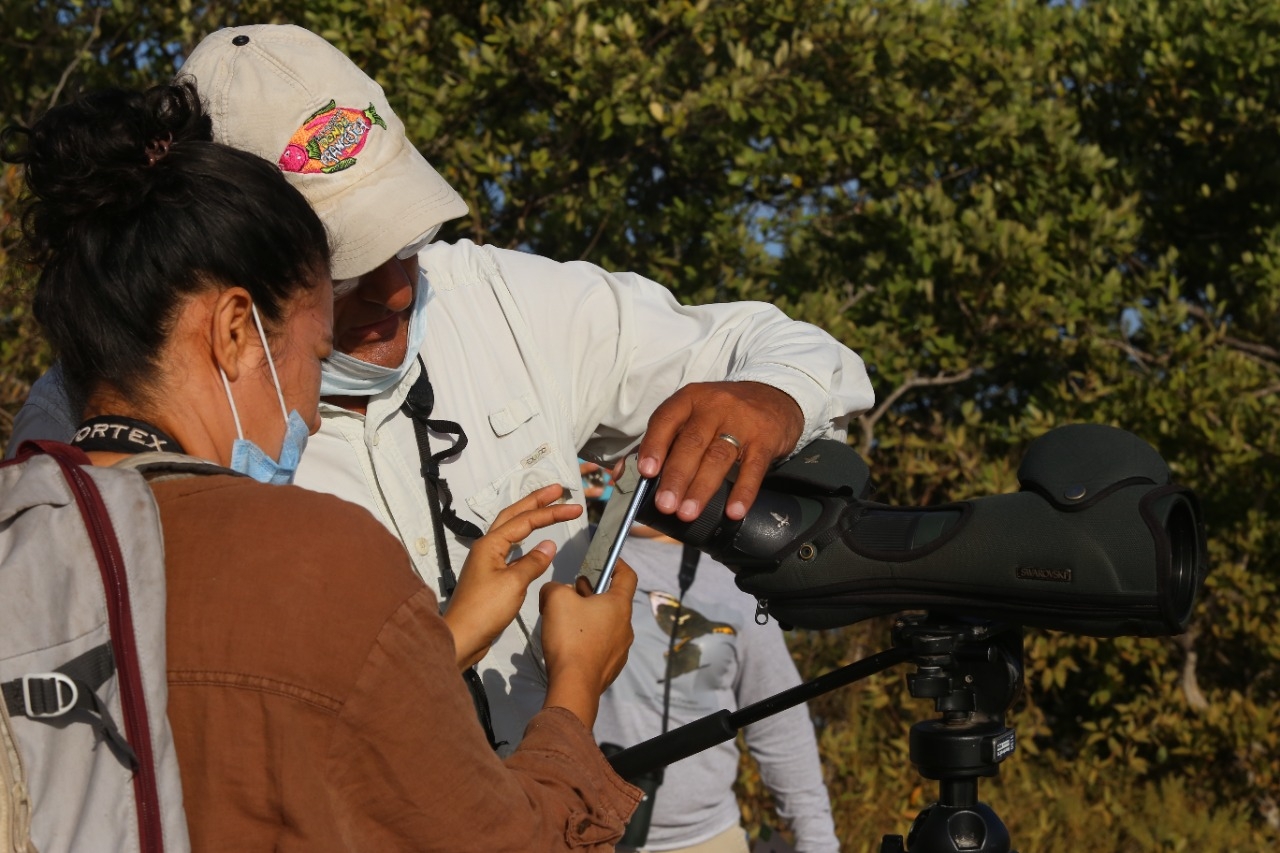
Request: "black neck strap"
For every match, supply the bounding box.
[70,416,184,455]
[660,544,701,737]
[400,360,483,599]
[399,359,504,751]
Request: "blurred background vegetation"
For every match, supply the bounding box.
[2,0,1276,849]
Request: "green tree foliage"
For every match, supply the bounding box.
[0,0,288,429]
[1,1,1276,848]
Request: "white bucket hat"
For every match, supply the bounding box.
[179,24,468,281]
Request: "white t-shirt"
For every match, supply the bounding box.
[593,535,840,852]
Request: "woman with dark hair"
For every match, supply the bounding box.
[3,83,639,851]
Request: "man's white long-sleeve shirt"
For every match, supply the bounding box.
[6,238,875,750]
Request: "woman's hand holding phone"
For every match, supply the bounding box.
[540,560,637,729]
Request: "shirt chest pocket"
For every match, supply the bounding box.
[464,396,575,526]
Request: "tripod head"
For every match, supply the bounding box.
[883,615,1023,852]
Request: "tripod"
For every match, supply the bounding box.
[605,613,1024,852]
[879,618,1023,853]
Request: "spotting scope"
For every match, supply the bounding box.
[635,424,1205,637]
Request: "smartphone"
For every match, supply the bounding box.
[579,455,653,593]
[591,476,653,594]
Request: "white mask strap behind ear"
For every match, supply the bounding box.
[219,302,289,438]
[219,368,245,441]
[249,304,289,421]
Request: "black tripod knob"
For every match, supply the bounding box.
[911,717,1015,781]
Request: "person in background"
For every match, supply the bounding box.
[584,463,840,853]
[5,24,876,752]
[1,82,640,851]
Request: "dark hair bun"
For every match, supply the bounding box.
[2,82,327,412]
[4,83,213,262]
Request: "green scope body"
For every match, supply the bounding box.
[636,425,1206,638]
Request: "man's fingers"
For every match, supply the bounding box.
[636,393,693,479]
[640,381,805,519]
[647,408,729,516]
[724,451,772,520]
[670,434,742,521]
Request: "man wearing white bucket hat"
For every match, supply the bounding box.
[7,24,875,752]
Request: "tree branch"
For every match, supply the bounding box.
[44,7,104,116]
[857,368,976,457]
[1184,303,1279,362]
[838,282,875,313]
[1253,383,1280,399]
[1175,626,1208,713]
[1100,337,1155,372]
[578,209,612,260]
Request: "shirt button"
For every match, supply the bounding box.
[372,432,381,446]
[415,537,429,555]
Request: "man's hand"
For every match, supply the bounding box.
[637,380,804,522]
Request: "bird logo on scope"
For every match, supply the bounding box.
[649,591,736,680]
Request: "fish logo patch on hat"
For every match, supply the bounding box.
[278,100,387,174]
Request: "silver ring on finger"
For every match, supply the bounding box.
[717,433,743,452]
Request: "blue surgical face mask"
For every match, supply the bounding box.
[220,304,310,486]
[320,264,430,397]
